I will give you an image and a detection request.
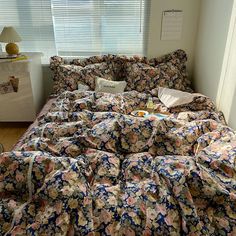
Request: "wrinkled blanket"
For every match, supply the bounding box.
[1,90,236,236]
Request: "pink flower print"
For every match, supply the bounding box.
[143,227,152,236]
[210,160,219,170]
[127,196,136,206]
[109,157,119,166]
[55,201,63,214]
[85,149,96,155]
[56,215,64,226]
[0,174,4,181]
[185,190,193,202]
[128,133,138,144]
[229,192,236,200]
[173,185,182,195]
[222,165,234,178]
[156,204,166,215]
[83,197,92,206]
[35,156,44,163]
[182,219,188,233]
[210,121,218,130]
[100,209,112,224]
[8,200,17,209]
[175,139,182,147]
[217,218,229,228]
[8,161,19,171]
[15,172,25,182]
[62,171,76,181]
[45,160,55,173]
[11,226,24,236]
[105,223,116,235]
[165,214,174,225]
[133,175,141,181]
[140,203,146,214]
[87,232,95,236]
[175,162,185,169]
[79,103,86,109]
[66,224,75,236]
[0,155,9,164]
[124,227,135,236]
[79,183,87,194]
[30,222,40,230]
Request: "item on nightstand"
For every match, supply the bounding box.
[9,76,19,92]
[0,26,22,56]
[0,54,28,62]
[0,76,19,94]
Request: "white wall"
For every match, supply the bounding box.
[193,0,234,101]
[147,0,201,78]
[216,1,236,129]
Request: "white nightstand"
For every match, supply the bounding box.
[0,52,44,122]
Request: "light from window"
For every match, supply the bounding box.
[51,0,148,57]
[0,0,149,63]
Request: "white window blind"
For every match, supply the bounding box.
[0,0,56,63]
[51,0,149,56]
[0,0,150,62]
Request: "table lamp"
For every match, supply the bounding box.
[0,26,22,56]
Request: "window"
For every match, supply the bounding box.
[51,0,149,57]
[0,0,150,63]
[0,0,56,63]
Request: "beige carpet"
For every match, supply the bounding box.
[0,122,30,152]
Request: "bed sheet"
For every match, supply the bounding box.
[13,98,56,151]
[1,90,236,235]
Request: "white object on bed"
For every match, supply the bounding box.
[158,87,204,108]
[95,77,127,94]
[77,83,90,92]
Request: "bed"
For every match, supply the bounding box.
[1,50,236,235]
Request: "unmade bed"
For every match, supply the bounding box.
[1,50,236,235]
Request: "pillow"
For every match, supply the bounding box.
[50,56,84,94]
[124,61,191,92]
[123,50,191,93]
[95,77,127,94]
[50,56,114,94]
[77,63,114,90]
[50,50,191,94]
[77,83,90,92]
[158,87,204,108]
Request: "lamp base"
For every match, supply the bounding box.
[5,43,19,55]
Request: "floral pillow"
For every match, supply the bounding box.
[77,63,114,90]
[124,61,191,92]
[50,56,114,94]
[124,50,192,93]
[52,64,83,94]
[50,50,191,94]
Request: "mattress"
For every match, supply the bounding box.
[1,89,236,235]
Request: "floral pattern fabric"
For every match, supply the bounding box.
[1,89,236,235]
[50,50,192,94]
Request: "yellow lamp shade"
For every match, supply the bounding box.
[5,43,19,55]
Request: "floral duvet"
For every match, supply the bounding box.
[1,90,236,236]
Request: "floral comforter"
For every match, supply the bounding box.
[1,90,236,236]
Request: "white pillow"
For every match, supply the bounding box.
[95,77,127,94]
[158,87,205,108]
[77,83,90,92]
